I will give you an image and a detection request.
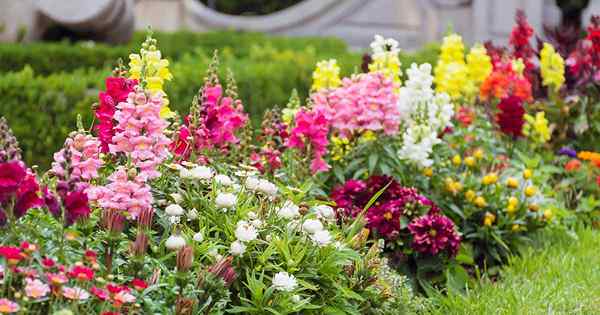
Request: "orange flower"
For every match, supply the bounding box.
[565,159,582,171]
[578,151,600,164]
[479,65,532,102]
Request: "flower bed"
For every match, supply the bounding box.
[0,10,598,314]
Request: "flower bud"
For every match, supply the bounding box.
[176,246,194,272]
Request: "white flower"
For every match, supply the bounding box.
[214,174,234,186]
[235,220,258,242]
[248,211,258,219]
[230,240,246,256]
[165,204,185,216]
[286,220,300,232]
[250,219,263,228]
[208,248,219,257]
[190,166,213,180]
[187,208,199,220]
[313,205,335,220]
[272,272,298,292]
[179,168,193,179]
[215,193,237,208]
[165,234,186,250]
[277,200,300,219]
[311,230,332,246]
[193,232,204,242]
[291,295,301,303]
[169,216,181,225]
[370,34,400,57]
[257,179,278,196]
[302,219,324,234]
[170,193,183,204]
[245,177,260,190]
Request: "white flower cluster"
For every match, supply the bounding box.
[272,271,298,292]
[397,63,454,167]
[370,34,400,58]
[245,177,278,196]
[230,219,261,256]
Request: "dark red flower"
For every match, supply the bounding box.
[131,278,148,291]
[41,257,56,269]
[13,173,43,218]
[408,214,461,257]
[496,96,526,138]
[596,175,600,187]
[68,265,94,281]
[64,190,90,226]
[0,161,26,197]
[43,187,61,218]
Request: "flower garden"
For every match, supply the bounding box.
[0,10,599,315]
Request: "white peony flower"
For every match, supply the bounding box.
[190,166,213,180]
[165,234,186,250]
[277,200,300,219]
[165,204,185,216]
[230,240,246,256]
[187,208,199,220]
[193,232,204,242]
[313,205,335,220]
[311,230,332,246]
[170,193,183,204]
[302,219,324,234]
[235,220,258,242]
[272,272,298,292]
[215,193,237,208]
[257,179,278,196]
[245,177,260,191]
[214,174,234,186]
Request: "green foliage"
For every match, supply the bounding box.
[199,0,303,15]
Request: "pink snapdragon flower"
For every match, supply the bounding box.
[286,108,330,173]
[312,72,400,138]
[109,87,171,181]
[87,167,153,219]
[51,133,103,182]
[95,77,138,153]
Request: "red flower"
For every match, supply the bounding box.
[131,278,148,291]
[596,175,600,187]
[64,190,90,226]
[68,265,94,281]
[91,286,109,301]
[19,241,36,252]
[565,159,582,172]
[0,161,26,198]
[43,187,61,218]
[84,250,97,263]
[170,125,191,158]
[107,283,129,294]
[95,77,137,153]
[496,96,525,138]
[41,257,56,269]
[408,214,461,257]
[13,173,43,218]
[0,246,23,263]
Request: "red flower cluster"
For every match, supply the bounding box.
[95,77,138,153]
[509,10,536,78]
[0,161,42,225]
[408,214,461,257]
[496,96,526,138]
[567,16,600,89]
[286,108,330,173]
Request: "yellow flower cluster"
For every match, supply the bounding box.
[311,59,342,91]
[330,136,352,161]
[540,43,565,92]
[445,177,463,195]
[523,111,551,144]
[434,34,492,101]
[368,52,402,86]
[129,36,174,118]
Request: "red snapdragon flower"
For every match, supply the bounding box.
[496,96,526,138]
[64,189,90,226]
[95,77,138,153]
[0,161,26,196]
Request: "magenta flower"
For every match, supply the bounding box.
[286,108,330,173]
[64,189,90,226]
[0,161,26,197]
[95,77,137,153]
[408,214,461,257]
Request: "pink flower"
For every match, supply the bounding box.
[0,161,26,196]
[286,108,330,173]
[51,133,103,183]
[46,272,68,286]
[90,286,109,301]
[95,77,137,152]
[312,72,400,137]
[0,298,19,313]
[62,286,90,300]
[24,278,50,299]
[113,290,136,305]
[408,214,461,257]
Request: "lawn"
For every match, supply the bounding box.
[425,228,600,315]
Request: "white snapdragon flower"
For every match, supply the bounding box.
[215,193,237,209]
[193,232,204,242]
[272,272,298,292]
[165,234,186,250]
[169,216,181,225]
[277,200,300,219]
[235,220,258,242]
[311,230,332,246]
[214,174,234,186]
[230,240,246,256]
[190,165,213,180]
[302,219,324,234]
[370,34,400,58]
[312,205,335,220]
[165,204,184,216]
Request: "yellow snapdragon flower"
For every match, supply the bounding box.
[523,112,551,144]
[128,36,174,118]
[368,35,402,85]
[311,59,342,91]
[466,44,493,84]
[540,43,565,92]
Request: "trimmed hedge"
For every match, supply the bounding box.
[0,31,350,74]
[0,41,439,169]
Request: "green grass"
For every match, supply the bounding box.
[424,228,600,315]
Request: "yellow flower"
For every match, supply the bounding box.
[482,173,498,185]
[523,169,533,179]
[465,190,476,202]
[528,203,539,212]
[312,59,342,91]
[512,224,520,232]
[359,130,377,143]
[506,177,519,189]
[540,43,565,92]
[452,154,462,166]
[506,204,517,215]
[473,148,484,160]
[474,196,487,208]
[422,168,433,177]
[483,212,496,226]
[330,135,352,161]
[543,209,553,221]
[464,156,476,167]
[466,44,492,83]
[508,196,519,207]
[434,33,469,100]
[445,178,463,194]
[525,185,537,197]
[523,112,551,144]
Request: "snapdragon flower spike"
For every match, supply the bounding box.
[286,107,330,173]
[51,132,103,183]
[95,77,138,153]
[0,161,43,225]
[0,117,22,162]
[110,86,171,181]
